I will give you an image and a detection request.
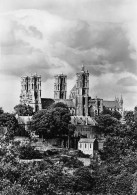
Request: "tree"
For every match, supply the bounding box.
[18,144,43,159]
[101,106,122,120]
[14,104,34,116]
[52,102,69,110]
[1,184,29,195]
[92,108,137,194]
[134,107,137,122]
[112,110,122,120]
[125,111,134,124]
[73,167,94,192]
[93,159,134,195]
[95,114,119,135]
[31,103,73,138]
[99,135,128,162]
[101,106,113,115]
[0,107,4,115]
[0,113,18,140]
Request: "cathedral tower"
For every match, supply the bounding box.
[54,74,67,100]
[20,74,42,112]
[75,65,89,116]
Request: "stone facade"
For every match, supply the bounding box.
[75,65,89,116]
[20,66,123,116]
[19,66,123,152]
[103,96,124,115]
[20,74,42,112]
[78,138,98,156]
[54,74,67,100]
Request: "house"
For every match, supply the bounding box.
[78,138,98,156]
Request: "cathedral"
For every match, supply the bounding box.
[20,65,123,117]
[20,65,124,151]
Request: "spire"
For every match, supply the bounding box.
[81,64,85,72]
[120,94,123,104]
[115,96,118,102]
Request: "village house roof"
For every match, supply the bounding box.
[79,138,96,143]
[71,116,97,126]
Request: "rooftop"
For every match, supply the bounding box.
[103,100,120,108]
[79,138,96,143]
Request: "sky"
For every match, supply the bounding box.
[0,0,137,112]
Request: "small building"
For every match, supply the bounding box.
[78,138,98,156]
[71,116,99,138]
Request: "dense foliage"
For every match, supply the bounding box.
[18,144,43,159]
[30,103,75,138]
[0,139,94,195]
[92,110,137,194]
[14,104,34,116]
[1,103,137,194]
[102,106,122,120]
[95,114,120,135]
[0,112,18,140]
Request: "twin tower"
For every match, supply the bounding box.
[54,65,89,116]
[20,66,90,116]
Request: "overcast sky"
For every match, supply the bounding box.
[0,0,137,112]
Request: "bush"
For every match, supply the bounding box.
[18,144,43,159]
[73,167,94,192]
[60,155,84,168]
[43,149,60,156]
[77,150,90,158]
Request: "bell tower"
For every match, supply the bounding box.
[20,74,42,112]
[75,65,89,116]
[54,74,67,100]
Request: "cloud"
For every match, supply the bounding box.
[117,76,137,86]
[0,11,74,80]
[51,21,137,76]
[29,26,43,39]
[1,8,137,79]
[0,0,137,111]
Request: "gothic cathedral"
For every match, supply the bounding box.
[20,66,123,116]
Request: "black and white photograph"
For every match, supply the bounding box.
[0,0,137,194]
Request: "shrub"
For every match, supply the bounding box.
[18,144,43,159]
[60,155,83,168]
[73,167,94,192]
[43,149,60,156]
[77,150,90,158]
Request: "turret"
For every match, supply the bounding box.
[20,74,42,112]
[54,74,67,100]
[75,65,89,116]
[120,95,123,105]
